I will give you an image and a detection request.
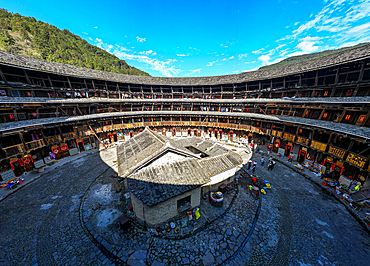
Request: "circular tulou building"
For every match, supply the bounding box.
[0,45,370,214]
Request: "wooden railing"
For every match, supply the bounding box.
[44,135,62,144]
[2,144,26,157]
[62,132,78,140]
[25,139,45,150]
[296,136,310,146]
[328,146,346,159]
[346,152,367,168]
[310,140,327,152]
[79,130,93,137]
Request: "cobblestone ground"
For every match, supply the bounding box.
[1,148,369,266]
[82,168,259,266]
[0,151,114,266]
[247,151,370,266]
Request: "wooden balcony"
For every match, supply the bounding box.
[296,136,310,146]
[44,135,62,145]
[283,133,295,142]
[134,122,144,128]
[271,130,283,138]
[79,130,92,137]
[113,124,123,130]
[310,140,327,152]
[328,146,346,159]
[239,124,251,130]
[2,144,26,157]
[92,127,101,133]
[346,152,367,168]
[25,139,45,151]
[103,125,113,131]
[62,132,78,140]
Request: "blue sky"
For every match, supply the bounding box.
[2,0,370,77]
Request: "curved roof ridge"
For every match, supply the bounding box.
[1,44,370,85]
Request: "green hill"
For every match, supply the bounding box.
[0,9,149,76]
[259,43,369,70]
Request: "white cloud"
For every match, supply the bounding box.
[252,48,265,55]
[206,59,218,67]
[221,56,235,62]
[115,50,180,77]
[296,36,322,53]
[93,38,180,77]
[238,53,248,60]
[189,47,200,51]
[245,61,256,64]
[82,32,88,35]
[253,0,370,71]
[242,67,259,72]
[136,36,146,43]
[139,50,157,55]
[176,54,188,57]
[258,54,271,65]
[220,41,235,48]
[185,69,201,76]
[346,21,370,34]
[93,26,98,29]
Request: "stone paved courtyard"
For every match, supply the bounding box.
[0,146,369,266]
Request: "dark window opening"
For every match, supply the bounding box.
[177,195,191,209]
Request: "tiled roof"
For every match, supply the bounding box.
[2,96,370,104]
[123,129,242,206]
[127,158,209,206]
[1,43,370,85]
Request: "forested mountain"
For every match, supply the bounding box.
[259,43,368,70]
[0,9,149,76]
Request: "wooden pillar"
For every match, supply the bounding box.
[314,70,319,86]
[47,74,53,88]
[24,70,32,85]
[334,67,340,85]
[0,68,6,82]
[318,108,326,120]
[358,62,365,82]
[337,109,347,123]
[13,109,18,121]
[67,77,72,88]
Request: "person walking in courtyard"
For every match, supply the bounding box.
[267,161,273,171]
[261,157,265,166]
[252,164,256,174]
[271,160,276,170]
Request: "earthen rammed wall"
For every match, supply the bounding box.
[130,187,201,225]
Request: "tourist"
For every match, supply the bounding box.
[247,160,252,170]
[271,160,276,170]
[252,165,256,174]
[261,157,265,166]
[267,144,272,154]
[288,155,292,163]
